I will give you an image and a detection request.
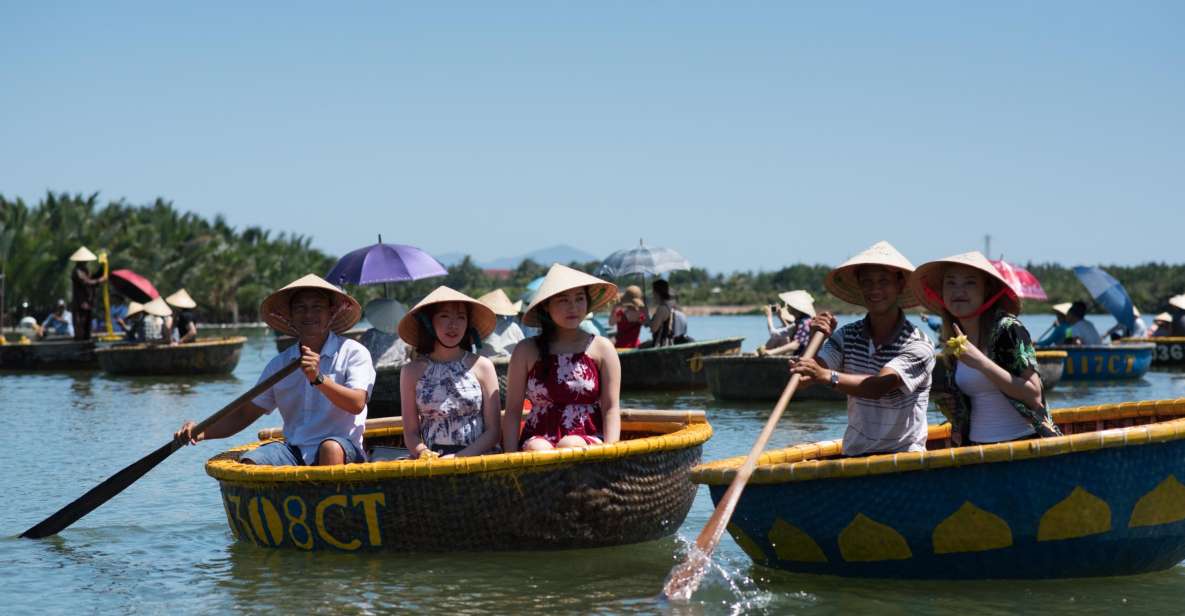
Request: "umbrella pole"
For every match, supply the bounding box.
[100,252,114,339]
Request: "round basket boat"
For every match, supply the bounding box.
[206,409,712,552]
[932,350,1067,396]
[96,336,246,375]
[0,338,97,370]
[368,356,510,418]
[1120,337,1185,368]
[703,353,844,402]
[617,337,744,390]
[1050,342,1154,381]
[693,397,1185,579]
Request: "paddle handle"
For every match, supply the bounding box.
[187,358,302,442]
[661,330,827,601]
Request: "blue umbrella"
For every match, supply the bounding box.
[519,276,546,306]
[1073,266,1135,331]
[326,235,448,287]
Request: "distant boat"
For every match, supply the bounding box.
[1051,343,1154,381]
[0,338,98,370]
[96,337,246,375]
[617,337,744,390]
[703,354,844,402]
[1120,337,1185,367]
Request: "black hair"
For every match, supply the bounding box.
[532,288,591,379]
[652,279,672,302]
[415,303,481,355]
[1069,300,1088,320]
[288,289,334,311]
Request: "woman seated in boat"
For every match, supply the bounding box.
[165,289,199,344]
[502,264,622,452]
[644,279,690,347]
[757,290,815,356]
[910,252,1060,446]
[398,287,502,459]
[1149,312,1173,337]
[608,285,647,349]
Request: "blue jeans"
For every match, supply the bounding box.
[241,436,365,466]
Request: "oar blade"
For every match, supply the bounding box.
[20,440,179,539]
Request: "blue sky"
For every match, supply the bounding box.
[2,2,1182,272]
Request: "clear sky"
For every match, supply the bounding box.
[2,2,1182,272]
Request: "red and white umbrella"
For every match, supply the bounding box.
[990,259,1047,301]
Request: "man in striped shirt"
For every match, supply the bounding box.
[790,241,935,456]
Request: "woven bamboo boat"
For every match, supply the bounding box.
[1120,337,1185,367]
[693,398,1185,579]
[1050,342,1154,381]
[617,337,744,390]
[275,328,367,352]
[96,336,246,375]
[703,354,844,402]
[0,338,98,370]
[368,356,510,418]
[205,409,711,552]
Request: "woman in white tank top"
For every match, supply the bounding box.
[908,252,1061,446]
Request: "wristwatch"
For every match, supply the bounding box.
[310,374,325,387]
[829,370,840,389]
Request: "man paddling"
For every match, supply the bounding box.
[789,241,935,456]
[174,275,375,465]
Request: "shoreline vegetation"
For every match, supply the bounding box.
[3,193,1183,323]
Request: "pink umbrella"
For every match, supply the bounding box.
[109,269,161,303]
[990,259,1047,301]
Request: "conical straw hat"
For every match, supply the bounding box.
[477,289,520,317]
[143,297,173,317]
[824,241,918,309]
[1171,295,1185,311]
[125,301,145,317]
[165,288,197,309]
[1052,302,1073,316]
[69,246,98,262]
[909,251,1015,314]
[777,290,816,317]
[397,286,497,345]
[522,264,617,328]
[1155,312,1172,323]
[363,299,406,335]
[260,274,361,335]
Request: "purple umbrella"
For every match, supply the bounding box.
[326,235,448,287]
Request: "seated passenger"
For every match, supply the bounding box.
[477,289,526,358]
[358,298,411,368]
[174,275,374,466]
[141,297,173,343]
[398,287,501,459]
[758,290,815,356]
[1149,312,1173,337]
[1036,303,1074,347]
[1065,300,1103,345]
[165,289,199,344]
[502,264,622,452]
[122,302,145,341]
[608,285,647,349]
[911,251,1060,446]
[1103,306,1148,341]
[37,299,74,338]
[645,279,689,347]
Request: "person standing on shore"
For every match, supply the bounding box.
[789,241,935,457]
[68,246,106,341]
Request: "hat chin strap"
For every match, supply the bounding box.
[922,284,1012,319]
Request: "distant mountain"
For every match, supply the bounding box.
[483,244,599,269]
[435,245,599,269]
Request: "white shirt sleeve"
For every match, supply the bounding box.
[884,338,936,395]
[341,342,377,399]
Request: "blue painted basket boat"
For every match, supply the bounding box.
[1052,342,1154,381]
[1120,337,1185,368]
[692,398,1185,579]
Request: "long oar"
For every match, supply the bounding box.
[20,358,301,539]
[661,330,826,601]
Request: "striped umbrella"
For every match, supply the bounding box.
[596,240,691,278]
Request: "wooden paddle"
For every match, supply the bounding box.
[20,358,301,539]
[661,330,826,601]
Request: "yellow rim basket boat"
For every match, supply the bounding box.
[206,409,711,552]
[693,398,1185,579]
[95,336,247,375]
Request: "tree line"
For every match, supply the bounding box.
[3,192,1182,323]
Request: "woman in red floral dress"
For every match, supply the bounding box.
[502,264,623,452]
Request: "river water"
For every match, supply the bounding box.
[3,315,1185,614]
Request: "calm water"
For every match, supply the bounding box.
[4,315,1185,614]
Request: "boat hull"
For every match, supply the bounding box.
[96,337,246,375]
[1121,337,1185,367]
[207,411,711,552]
[695,399,1185,579]
[703,354,844,402]
[618,337,744,390]
[1052,343,1154,381]
[0,339,97,370]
